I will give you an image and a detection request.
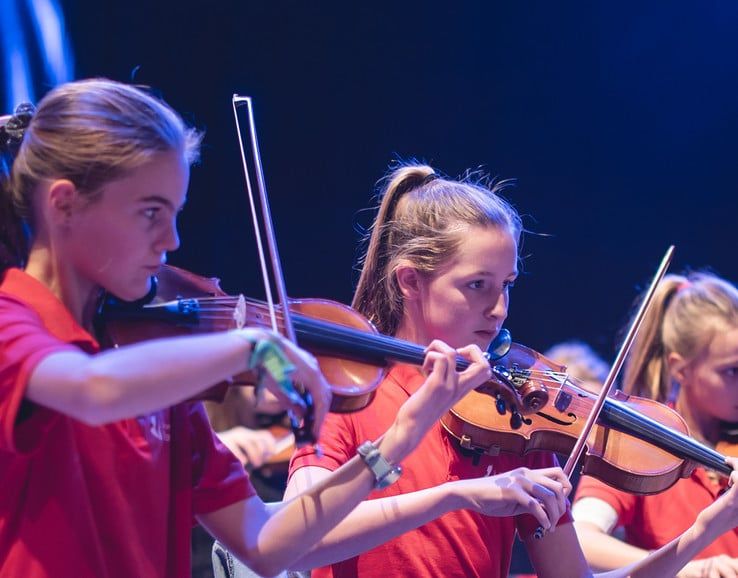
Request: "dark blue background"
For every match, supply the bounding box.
[54,1,738,360]
[18,1,738,573]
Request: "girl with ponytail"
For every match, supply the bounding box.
[0,81,494,578]
[285,164,738,578]
[574,272,738,576]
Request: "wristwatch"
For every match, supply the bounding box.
[357,440,402,489]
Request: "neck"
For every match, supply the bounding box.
[675,391,720,447]
[394,309,430,347]
[25,244,102,331]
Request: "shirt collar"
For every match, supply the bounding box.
[0,268,98,349]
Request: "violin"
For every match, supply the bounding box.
[97,265,541,414]
[99,266,731,496]
[97,264,384,412]
[441,341,733,495]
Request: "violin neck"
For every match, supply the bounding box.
[291,315,473,371]
[601,399,732,477]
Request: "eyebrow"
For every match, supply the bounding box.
[473,270,519,278]
[137,195,187,212]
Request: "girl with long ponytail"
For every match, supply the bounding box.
[574,272,738,576]
[286,163,738,578]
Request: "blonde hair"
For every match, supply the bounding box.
[545,341,609,389]
[0,78,201,271]
[623,272,738,401]
[352,163,522,336]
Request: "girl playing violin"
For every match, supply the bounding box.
[0,79,495,578]
[573,272,738,577]
[285,164,738,578]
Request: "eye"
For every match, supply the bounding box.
[142,207,161,221]
[503,279,516,290]
[467,280,485,290]
[725,367,738,378]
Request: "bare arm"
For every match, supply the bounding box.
[527,516,738,578]
[26,329,324,426]
[198,342,503,577]
[528,458,738,578]
[595,489,738,578]
[281,464,571,571]
[281,466,459,569]
[574,520,648,571]
[199,426,414,577]
[573,499,738,577]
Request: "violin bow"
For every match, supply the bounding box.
[231,96,315,444]
[535,245,675,539]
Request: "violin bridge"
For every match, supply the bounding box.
[233,294,247,329]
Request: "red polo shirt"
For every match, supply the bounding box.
[290,363,571,578]
[575,471,738,558]
[0,268,255,578]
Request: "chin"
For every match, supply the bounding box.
[470,335,493,351]
[112,278,153,303]
[718,410,738,423]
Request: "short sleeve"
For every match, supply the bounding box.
[574,474,637,527]
[187,402,257,515]
[515,451,574,539]
[288,411,359,476]
[0,296,77,454]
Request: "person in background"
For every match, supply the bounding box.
[545,340,609,394]
[573,272,738,577]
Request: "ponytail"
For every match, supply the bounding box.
[622,276,684,401]
[623,272,738,402]
[353,165,435,334]
[0,104,34,273]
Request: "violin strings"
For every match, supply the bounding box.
[146,300,731,471]
[158,298,442,364]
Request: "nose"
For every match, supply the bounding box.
[485,290,509,323]
[155,218,180,253]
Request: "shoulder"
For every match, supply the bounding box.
[0,292,43,321]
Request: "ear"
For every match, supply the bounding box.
[46,179,79,225]
[395,265,423,300]
[666,351,689,385]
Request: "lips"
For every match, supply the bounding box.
[475,329,498,338]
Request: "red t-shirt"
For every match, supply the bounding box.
[0,268,255,578]
[574,470,738,558]
[290,363,571,578]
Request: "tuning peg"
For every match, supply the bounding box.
[495,393,507,415]
[510,410,523,430]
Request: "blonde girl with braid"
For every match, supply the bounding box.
[283,164,738,578]
[574,272,738,577]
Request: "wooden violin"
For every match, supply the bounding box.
[441,341,733,495]
[97,264,384,412]
[96,265,542,414]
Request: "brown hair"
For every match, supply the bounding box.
[352,163,522,336]
[0,78,201,272]
[623,272,738,401]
